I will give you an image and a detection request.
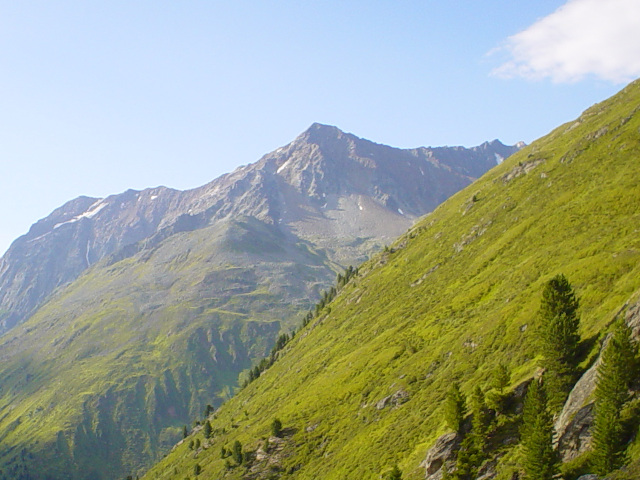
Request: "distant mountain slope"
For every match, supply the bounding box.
[0,124,519,335]
[0,125,519,480]
[141,81,640,480]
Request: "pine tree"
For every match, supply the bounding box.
[443,382,466,433]
[520,379,557,480]
[486,364,509,414]
[203,420,212,439]
[591,319,638,475]
[271,418,283,438]
[182,425,188,439]
[452,434,482,480]
[470,387,489,440]
[537,274,580,410]
[232,440,243,465]
[451,388,489,480]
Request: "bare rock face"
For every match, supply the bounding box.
[554,358,599,459]
[421,432,461,480]
[554,333,614,461]
[625,298,640,341]
[556,403,595,462]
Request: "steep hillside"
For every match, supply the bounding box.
[0,126,519,480]
[0,123,518,335]
[141,80,640,480]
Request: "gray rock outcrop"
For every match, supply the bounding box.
[421,432,460,480]
[554,357,599,461]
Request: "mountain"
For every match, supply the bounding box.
[0,125,520,480]
[140,80,640,480]
[0,124,519,336]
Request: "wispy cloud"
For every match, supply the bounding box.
[491,0,640,84]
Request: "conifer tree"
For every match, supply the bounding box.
[271,418,283,438]
[591,319,638,475]
[487,364,509,414]
[520,379,557,480]
[470,386,489,440]
[443,382,466,433]
[451,388,489,480]
[232,440,243,465]
[537,274,580,410]
[203,420,212,439]
[451,434,481,480]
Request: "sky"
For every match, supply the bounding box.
[1,0,639,256]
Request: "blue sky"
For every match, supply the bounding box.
[1,0,639,256]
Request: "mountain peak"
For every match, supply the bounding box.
[296,122,347,145]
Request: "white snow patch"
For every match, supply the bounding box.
[398,208,404,215]
[27,232,50,243]
[495,153,504,165]
[276,159,291,174]
[53,218,79,229]
[53,200,107,229]
[150,195,158,200]
[81,200,107,219]
[85,240,91,267]
[358,204,363,211]
[419,168,425,176]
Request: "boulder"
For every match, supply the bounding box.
[625,298,640,341]
[554,335,611,459]
[556,403,594,462]
[420,432,460,480]
[375,389,409,410]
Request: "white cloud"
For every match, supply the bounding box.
[492,0,640,84]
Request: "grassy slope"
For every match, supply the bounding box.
[142,80,640,480]
[0,217,337,479]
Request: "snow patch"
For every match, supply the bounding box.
[150,195,158,200]
[85,240,91,267]
[495,153,504,165]
[276,159,291,174]
[53,200,107,229]
[398,208,404,215]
